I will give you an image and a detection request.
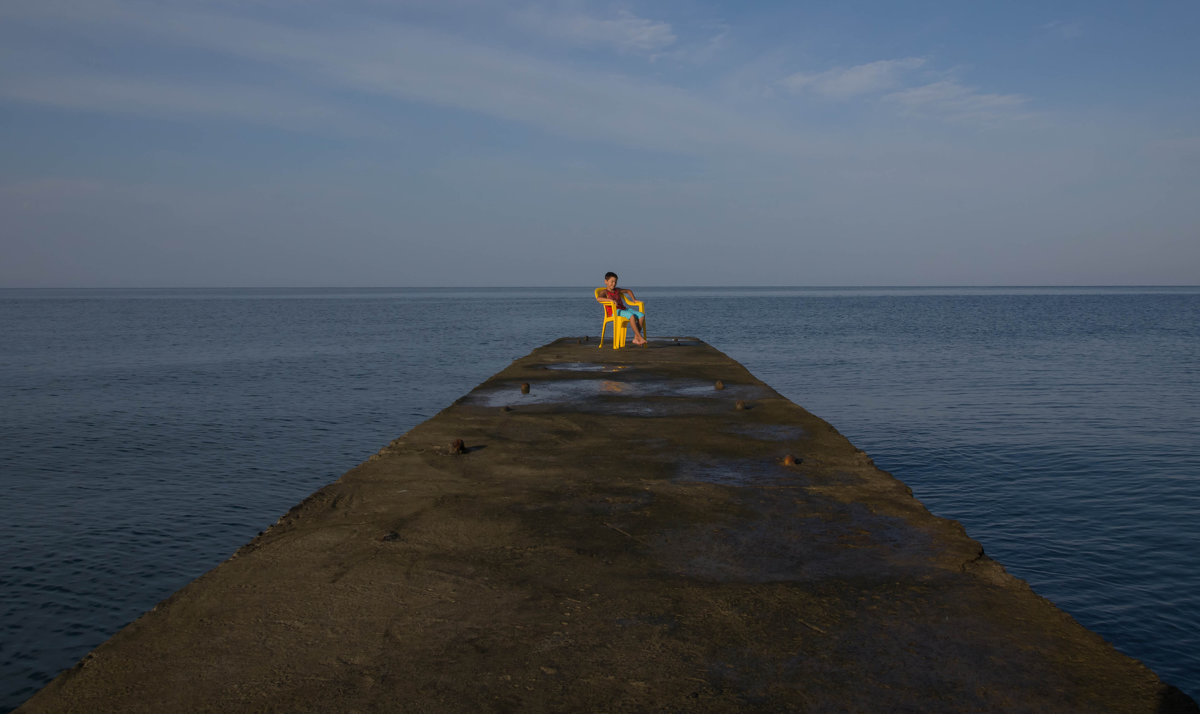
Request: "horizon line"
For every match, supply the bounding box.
[3,284,1200,291]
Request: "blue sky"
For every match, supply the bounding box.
[2,0,1198,287]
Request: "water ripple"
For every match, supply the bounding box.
[1,287,1197,708]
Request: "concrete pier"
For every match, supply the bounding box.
[20,338,1197,712]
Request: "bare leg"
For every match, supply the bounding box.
[630,316,646,345]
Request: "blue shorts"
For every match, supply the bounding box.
[616,309,644,321]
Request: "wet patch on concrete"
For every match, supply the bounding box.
[542,362,630,373]
[722,424,807,442]
[467,379,633,406]
[579,399,738,418]
[463,396,739,418]
[674,458,806,488]
[667,381,774,400]
[651,495,941,583]
[467,378,774,408]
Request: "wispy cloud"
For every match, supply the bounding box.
[780,58,926,99]
[3,1,1197,288]
[512,7,676,54]
[0,1,808,157]
[778,56,1031,124]
[884,80,1031,123]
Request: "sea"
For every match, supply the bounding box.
[1,286,1197,709]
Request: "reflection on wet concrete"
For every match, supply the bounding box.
[467,377,774,407]
[667,381,771,399]
[542,363,629,373]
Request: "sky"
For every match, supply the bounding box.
[1,0,1198,287]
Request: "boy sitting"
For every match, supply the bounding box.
[597,271,646,346]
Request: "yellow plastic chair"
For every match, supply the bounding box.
[595,287,645,349]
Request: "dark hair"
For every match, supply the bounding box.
[604,272,618,280]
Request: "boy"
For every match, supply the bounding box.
[597,271,646,346]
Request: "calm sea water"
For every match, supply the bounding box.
[1,286,1197,709]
